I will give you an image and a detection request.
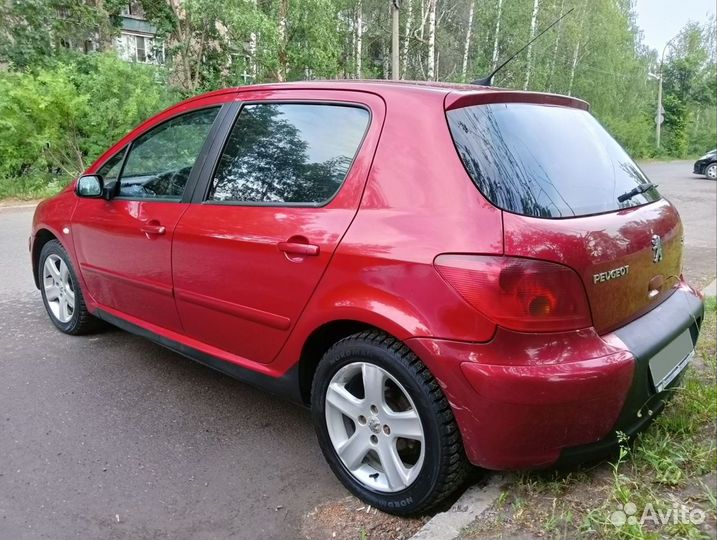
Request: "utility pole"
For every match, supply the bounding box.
[656,72,663,149]
[655,35,678,149]
[391,1,400,80]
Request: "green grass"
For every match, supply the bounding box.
[0,176,66,201]
[582,299,716,539]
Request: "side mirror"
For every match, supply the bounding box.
[101,180,120,201]
[76,175,104,198]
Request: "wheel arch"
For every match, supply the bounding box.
[32,228,60,288]
[289,285,437,405]
[298,319,405,405]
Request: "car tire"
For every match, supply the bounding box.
[311,330,469,515]
[38,240,99,335]
[705,163,717,180]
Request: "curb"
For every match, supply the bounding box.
[704,279,716,298]
[409,475,507,540]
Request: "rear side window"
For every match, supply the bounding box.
[208,103,369,204]
[446,103,660,218]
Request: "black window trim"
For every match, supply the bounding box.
[193,99,373,208]
[96,143,130,182]
[93,104,230,204]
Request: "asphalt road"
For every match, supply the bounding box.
[0,160,715,540]
[0,218,346,538]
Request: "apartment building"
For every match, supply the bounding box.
[115,1,164,64]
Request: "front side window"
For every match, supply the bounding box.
[118,107,219,200]
[97,146,126,182]
[208,103,369,204]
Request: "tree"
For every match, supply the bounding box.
[0,0,125,69]
[491,0,503,71]
[1,0,715,177]
[355,0,363,78]
[662,20,717,156]
[426,0,436,80]
[461,1,474,82]
[523,0,540,90]
[401,0,413,78]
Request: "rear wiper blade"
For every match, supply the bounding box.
[617,182,658,203]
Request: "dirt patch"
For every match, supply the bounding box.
[462,468,612,540]
[301,495,427,540]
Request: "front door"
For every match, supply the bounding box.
[172,92,384,364]
[72,106,222,332]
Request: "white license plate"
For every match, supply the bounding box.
[649,329,694,392]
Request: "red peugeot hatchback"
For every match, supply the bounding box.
[31,81,704,514]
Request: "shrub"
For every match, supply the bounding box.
[602,114,655,159]
[0,53,177,199]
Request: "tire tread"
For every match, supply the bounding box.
[319,329,469,514]
[39,240,99,335]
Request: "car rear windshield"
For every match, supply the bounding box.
[446,103,660,218]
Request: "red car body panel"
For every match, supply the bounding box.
[503,199,684,334]
[72,200,189,332]
[30,81,703,471]
[171,89,386,364]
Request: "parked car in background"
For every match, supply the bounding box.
[693,149,716,179]
[30,81,704,515]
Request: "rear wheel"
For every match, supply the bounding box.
[311,330,468,515]
[38,240,98,335]
[705,163,716,180]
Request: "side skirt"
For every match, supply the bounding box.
[95,308,304,405]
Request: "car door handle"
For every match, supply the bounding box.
[140,223,166,235]
[277,241,320,256]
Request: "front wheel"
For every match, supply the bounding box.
[311,330,468,515]
[705,163,717,180]
[38,240,98,335]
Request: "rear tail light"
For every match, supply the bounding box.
[434,255,592,332]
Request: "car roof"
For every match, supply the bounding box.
[171,79,589,115]
[190,79,496,97]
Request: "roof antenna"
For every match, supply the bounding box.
[472,7,574,87]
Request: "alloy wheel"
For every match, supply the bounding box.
[707,164,717,180]
[324,362,425,493]
[43,254,75,324]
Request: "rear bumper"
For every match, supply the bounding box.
[559,281,704,465]
[407,282,704,470]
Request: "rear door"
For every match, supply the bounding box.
[446,99,682,333]
[172,90,384,364]
[72,104,224,331]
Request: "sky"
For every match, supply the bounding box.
[634,0,715,53]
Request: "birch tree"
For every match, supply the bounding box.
[546,0,564,92]
[523,0,540,90]
[568,0,587,96]
[277,0,288,81]
[355,0,362,78]
[491,0,503,70]
[248,0,258,79]
[461,1,475,82]
[427,0,437,80]
[401,0,413,79]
